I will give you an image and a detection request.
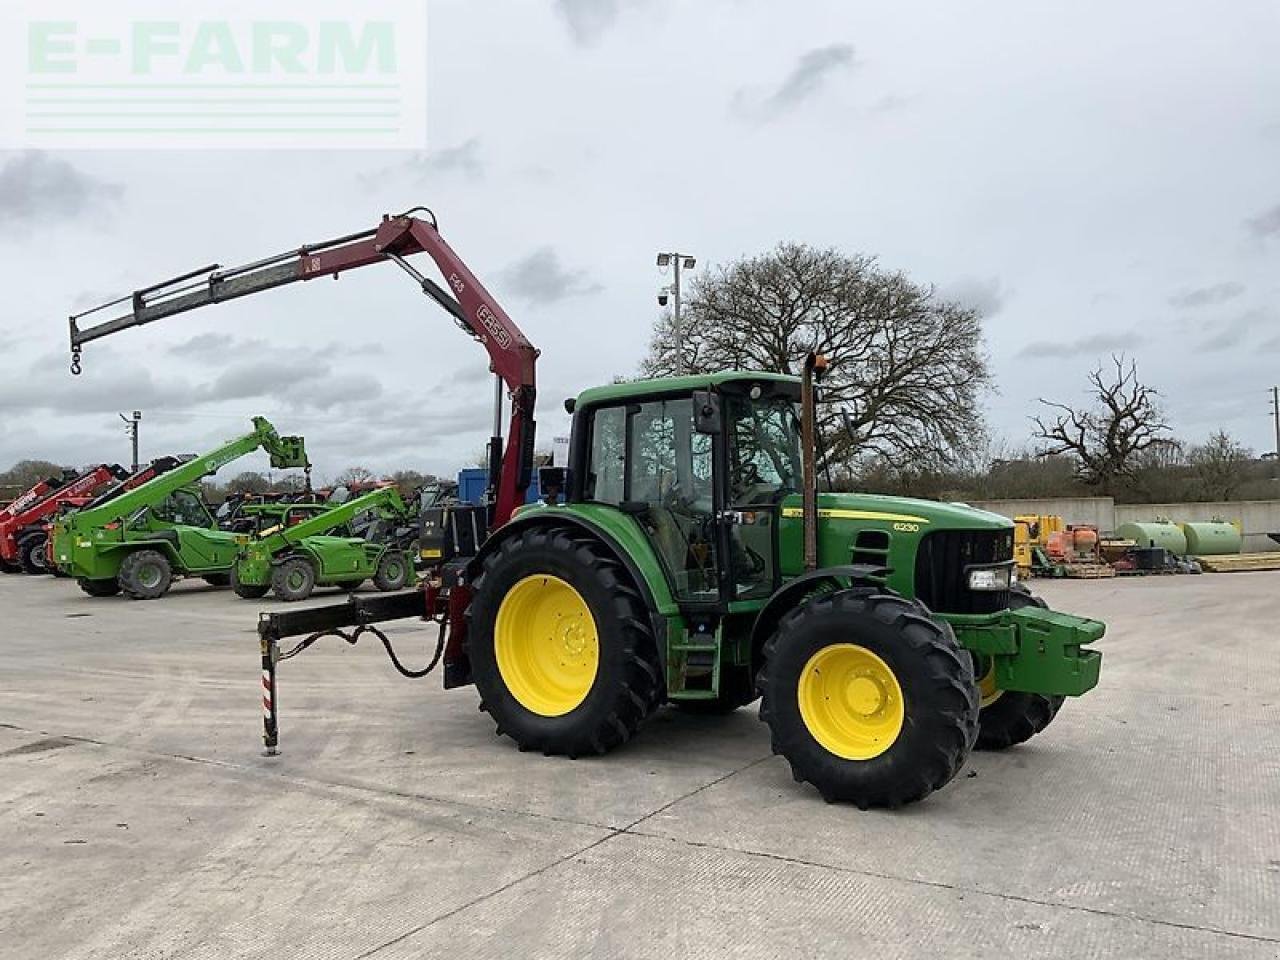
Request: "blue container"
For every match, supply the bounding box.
[456,468,547,506]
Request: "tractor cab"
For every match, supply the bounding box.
[566,372,802,612]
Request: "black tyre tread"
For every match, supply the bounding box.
[118,550,172,601]
[974,586,1063,751]
[466,525,664,758]
[271,557,316,602]
[18,534,49,575]
[372,550,409,591]
[758,590,979,808]
[78,577,121,597]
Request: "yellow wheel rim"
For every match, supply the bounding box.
[797,644,905,761]
[494,574,599,717]
[977,658,1003,708]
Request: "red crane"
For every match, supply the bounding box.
[70,208,539,527]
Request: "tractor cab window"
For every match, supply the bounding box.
[727,395,803,505]
[587,398,719,601]
[723,394,801,599]
[152,489,213,528]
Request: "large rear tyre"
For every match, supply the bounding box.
[759,589,979,808]
[372,550,409,591]
[78,577,122,597]
[118,550,173,601]
[271,557,316,602]
[231,566,270,600]
[974,587,1065,750]
[467,526,663,758]
[18,534,50,574]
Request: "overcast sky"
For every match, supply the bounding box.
[1,0,1277,482]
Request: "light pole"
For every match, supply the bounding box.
[119,410,141,472]
[657,252,696,375]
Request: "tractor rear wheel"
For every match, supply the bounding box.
[78,577,122,598]
[759,588,979,808]
[18,534,50,574]
[974,587,1066,750]
[271,557,316,602]
[118,550,173,601]
[467,526,663,758]
[334,579,365,592]
[231,566,269,600]
[372,550,409,591]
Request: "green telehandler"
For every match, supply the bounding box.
[65,210,1104,808]
[51,417,308,600]
[232,484,414,601]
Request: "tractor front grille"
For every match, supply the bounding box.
[913,529,1014,615]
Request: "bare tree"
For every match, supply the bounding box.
[333,466,375,486]
[1032,356,1173,491]
[225,471,270,495]
[641,243,992,469]
[1189,430,1254,501]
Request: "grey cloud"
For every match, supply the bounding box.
[500,247,602,304]
[734,45,856,121]
[0,152,123,225]
[1016,330,1144,359]
[1168,281,1245,308]
[1197,308,1270,352]
[359,138,484,190]
[938,276,1005,317]
[170,334,376,362]
[1245,204,1280,239]
[554,0,632,46]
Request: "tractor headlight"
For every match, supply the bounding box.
[967,565,1012,591]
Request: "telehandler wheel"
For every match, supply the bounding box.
[231,566,270,600]
[78,577,122,598]
[202,573,231,587]
[974,587,1065,751]
[372,551,409,592]
[118,550,173,601]
[18,534,50,574]
[0,559,20,574]
[271,557,316,602]
[334,579,365,592]
[759,589,979,808]
[467,525,663,758]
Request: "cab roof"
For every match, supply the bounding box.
[573,371,800,409]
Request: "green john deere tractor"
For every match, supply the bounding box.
[232,484,414,601]
[52,418,308,600]
[463,363,1102,807]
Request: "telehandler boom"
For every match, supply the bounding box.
[1,463,129,574]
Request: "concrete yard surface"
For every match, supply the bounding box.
[1,572,1278,959]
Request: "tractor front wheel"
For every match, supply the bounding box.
[372,550,409,591]
[18,534,50,574]
[467,526,663,757]
[118,550,173,601]
[78,577,122,598]
[231,566,269,600]
[271,557,316,602]
[974,586,1066,750]
[759,589,979,808]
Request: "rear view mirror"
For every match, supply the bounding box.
[692,390,721,435]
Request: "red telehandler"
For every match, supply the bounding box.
[1,463,130,573]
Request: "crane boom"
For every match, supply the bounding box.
[68,207,539,526]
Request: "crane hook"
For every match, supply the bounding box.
[70,347,82,376]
